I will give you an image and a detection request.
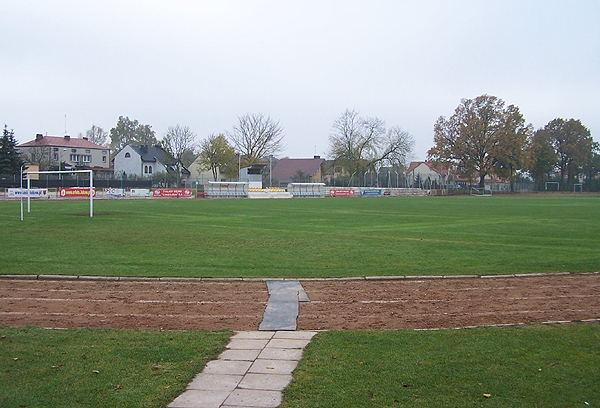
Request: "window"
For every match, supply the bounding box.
[85,149,91,154]
[125,152,131,158]
[82,155,91,163]
[70,154,79,162]
[71,149,77,153]
[148,165,152,174]
[102,150,107,155]
[53,148,58,152]
[144,165,148,174]
[102,156,107,163]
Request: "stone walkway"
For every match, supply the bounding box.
[168,330,317,408]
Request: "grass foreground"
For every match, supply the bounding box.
[1,194,599,278]
[0,326,231,408]
[283,322,600,408]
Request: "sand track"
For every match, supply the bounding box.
[1,274,599,331]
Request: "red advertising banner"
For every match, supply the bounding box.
[330,189,355,197]
[59,188,96,197]
[152,189,192,198]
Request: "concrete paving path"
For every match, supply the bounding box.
[168,330,317,408]
[259,280,310,331]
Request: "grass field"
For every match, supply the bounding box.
[1,195,599,278]
[283,323,600,408]
[0,326,231,408]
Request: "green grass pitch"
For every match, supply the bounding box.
[1,194,599,278]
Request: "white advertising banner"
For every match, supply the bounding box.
[104,188,125,198]
[130,189,151,197]
[8,188,49,198]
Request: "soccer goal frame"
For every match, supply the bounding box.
[21,170,94,220]
[573,183,583,192]
[470,187,492,197]
[545,181,560,192]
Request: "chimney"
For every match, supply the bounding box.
[64,135,71,141]
[314,155,321,159]
[36,134,43,142]
[82,137,88,141]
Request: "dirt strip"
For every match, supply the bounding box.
[1,274,599,331]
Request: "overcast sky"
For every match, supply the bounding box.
[2,1,598,161]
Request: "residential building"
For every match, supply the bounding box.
[113,145,190,179]
[271,156,325,186]
[406,161,449,188]
[18,134,111,175]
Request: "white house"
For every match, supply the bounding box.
[406,161,448,188]
[113,145,189,179]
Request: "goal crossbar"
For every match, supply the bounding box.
[22,170,94,220]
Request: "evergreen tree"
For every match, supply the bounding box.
[0,125,25,175]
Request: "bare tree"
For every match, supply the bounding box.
[162,124,197,166]
[328,109,414,176]
[85,125,109,146]
[161,125,197,186]
[228,113,285,166]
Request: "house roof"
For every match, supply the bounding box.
[19,135,108,150]
[128,145,173,164]
[271,157,324,181]
[407,161,448,175]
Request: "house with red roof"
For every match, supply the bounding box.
[271,156,325,186]
[18,134,111,174]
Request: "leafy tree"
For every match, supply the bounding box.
[198,134,237,181]
[84,125,109,146]
[328,109,414,178]
[525,128,558,190]
[545,118,593,191]
[227,113,285,166]
[109,116,158,155]
[0,125,25,175]
[492,105,532,191]
[582,141,600,192]
[427,94,528,187]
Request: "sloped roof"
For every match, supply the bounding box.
[19,135,108,150]
[407,161,448,175]
[129,145,174,164]
[271,157,324,181]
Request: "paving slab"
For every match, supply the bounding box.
[223,389,282,408]
[168,329,316,408]
[203,360,253,376]
[257,348,303,361]
[219,349,262,361]
[187,374,243,392]
[168,390,230,408]
[227,339,271,350]
[237,373,293,391]
[249,359,298,375]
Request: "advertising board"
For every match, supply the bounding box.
[104,188,125,198]
[8,188,49,198]
[361,189,383,196]
[152,189,192,198]
[59,188,96,198]
[330,189,355,197]
[130,189,151,197]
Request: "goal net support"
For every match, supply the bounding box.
[22,170,94,220]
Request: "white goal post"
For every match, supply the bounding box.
[545,181,560,191]
[21,170,94,220]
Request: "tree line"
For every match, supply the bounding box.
[427,94,598,191]
[3,96,597,191]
